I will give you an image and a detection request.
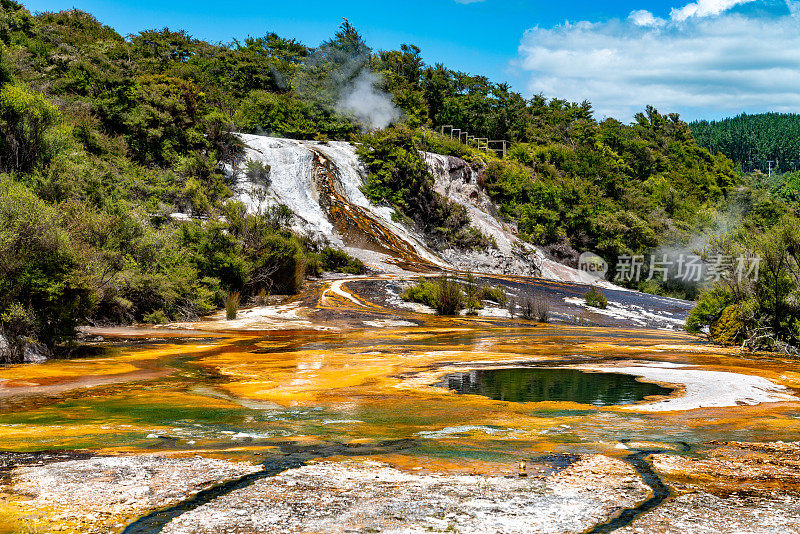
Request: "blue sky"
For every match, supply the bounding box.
[21,0,800,121]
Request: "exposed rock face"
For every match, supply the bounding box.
[424,152,541,277]
[440,247,540,277]
[234,135,446,274]
[23,341,49,363]
[161,456,650,534]
[0,334,49,364]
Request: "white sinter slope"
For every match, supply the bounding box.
[232,133,618,284]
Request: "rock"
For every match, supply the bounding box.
[23,341,50,363]
[0,334,49,363]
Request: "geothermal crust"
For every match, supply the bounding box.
[161,456,649,534]
[0,454,260,533]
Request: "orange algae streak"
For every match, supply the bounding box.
[0,342,232,394]
[0,304,799,459]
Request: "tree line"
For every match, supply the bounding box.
[690,113,800,174]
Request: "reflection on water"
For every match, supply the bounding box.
[440,368,673,406]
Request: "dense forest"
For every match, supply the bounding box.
[690,113,800,174]
[1,0,798,358]
[684,115,800,353]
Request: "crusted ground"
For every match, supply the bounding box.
[0,454,260,534]
[617,491,800,534]
[619,441,800,533]
[161,455,649,534]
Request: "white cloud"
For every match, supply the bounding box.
[671,0,755,20]
[628,10,665,26]
[516,0,800,120]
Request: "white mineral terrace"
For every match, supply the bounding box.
[577,361,800,411]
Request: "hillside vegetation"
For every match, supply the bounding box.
[691,113,800,174]
[0,0,788,358]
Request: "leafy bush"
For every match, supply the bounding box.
[584,286,608,309]
[235,91,316,138]
[412,128,487,161]
[402,279,439,308]
[319,247,366,274]
[0,82,60,173]
[244,159,270,186]
[434,275,464,315]
[686,287,731,334]
[224,291,240,320]
[0,177,95,356]
[479,284,507,305]
[402,276,464,315]
[0,302,34,363]
[143,309,169,325]
[463,272,482,314]
[462,276,507,313]
[103,75,209,166]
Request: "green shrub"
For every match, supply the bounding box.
[479,284,507,305]
[249,235,308,294]
[402,276,464,315]
[244,159,270,186]
[412,128,488,161]
[0,177,95,355]
[402,279,439,308]
[235,91,317,139]
[344,257,366,275]
[0,302,34,363]
[319,247,366,274]
[434,275,464,315]
[584,286,608,309]
[686,287,731,334]
[0,82,60,173]
[142,309,169,325]
[463,272,482,314]
[305,252,322,277]
[224,291,240,320]
[710,305,746,346]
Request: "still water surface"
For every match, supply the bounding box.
[440,368,673,406]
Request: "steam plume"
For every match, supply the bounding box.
[335,71,401,130]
